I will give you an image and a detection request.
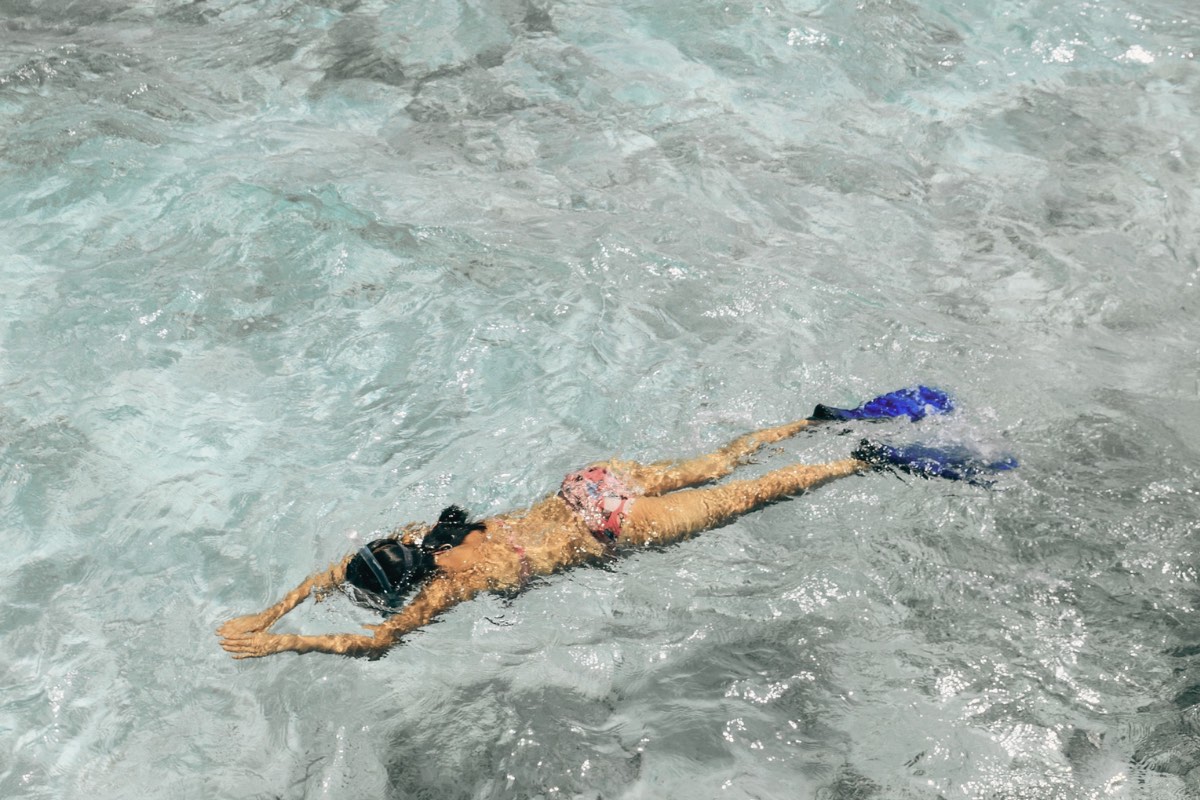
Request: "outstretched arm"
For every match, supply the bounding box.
[216,556,350,638]
[218,572,486,659]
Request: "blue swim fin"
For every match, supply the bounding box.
[852,439,1017,486]
[810,386,954,423]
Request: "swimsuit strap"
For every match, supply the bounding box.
[492,518,531,584]
[507,534,531,583]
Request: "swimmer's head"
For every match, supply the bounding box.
[344,539,437,614]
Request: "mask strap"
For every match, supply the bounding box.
[358,545,395,595]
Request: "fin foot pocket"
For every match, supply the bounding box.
[852,439,1017,486]
[811,386,953,423]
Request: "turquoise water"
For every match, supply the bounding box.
[2,0,1199,797]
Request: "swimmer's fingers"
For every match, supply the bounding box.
[218,632,262,657]
[216,613,271,638]
[220,631,291,659]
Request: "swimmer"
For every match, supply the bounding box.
[217,386,1015,659]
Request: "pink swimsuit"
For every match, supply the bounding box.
[559,466,638,543]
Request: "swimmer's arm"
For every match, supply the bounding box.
[216,557,350,638]
[220,573,483,659]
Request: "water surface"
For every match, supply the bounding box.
[2,1,1199,797]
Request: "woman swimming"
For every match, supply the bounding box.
[217,386,1015,660]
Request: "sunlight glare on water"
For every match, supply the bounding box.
[1,0,1199,798]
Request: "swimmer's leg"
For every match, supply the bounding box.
[609,419,815,497]
[608,386,953,496]
[620,458,864,547]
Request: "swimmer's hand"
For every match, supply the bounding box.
[216,613,274,638]
[220,631,297,659]
[220,628,390,658]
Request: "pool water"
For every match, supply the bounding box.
[2,1,1198,797]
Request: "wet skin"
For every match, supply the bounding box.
[218,418,866,659]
